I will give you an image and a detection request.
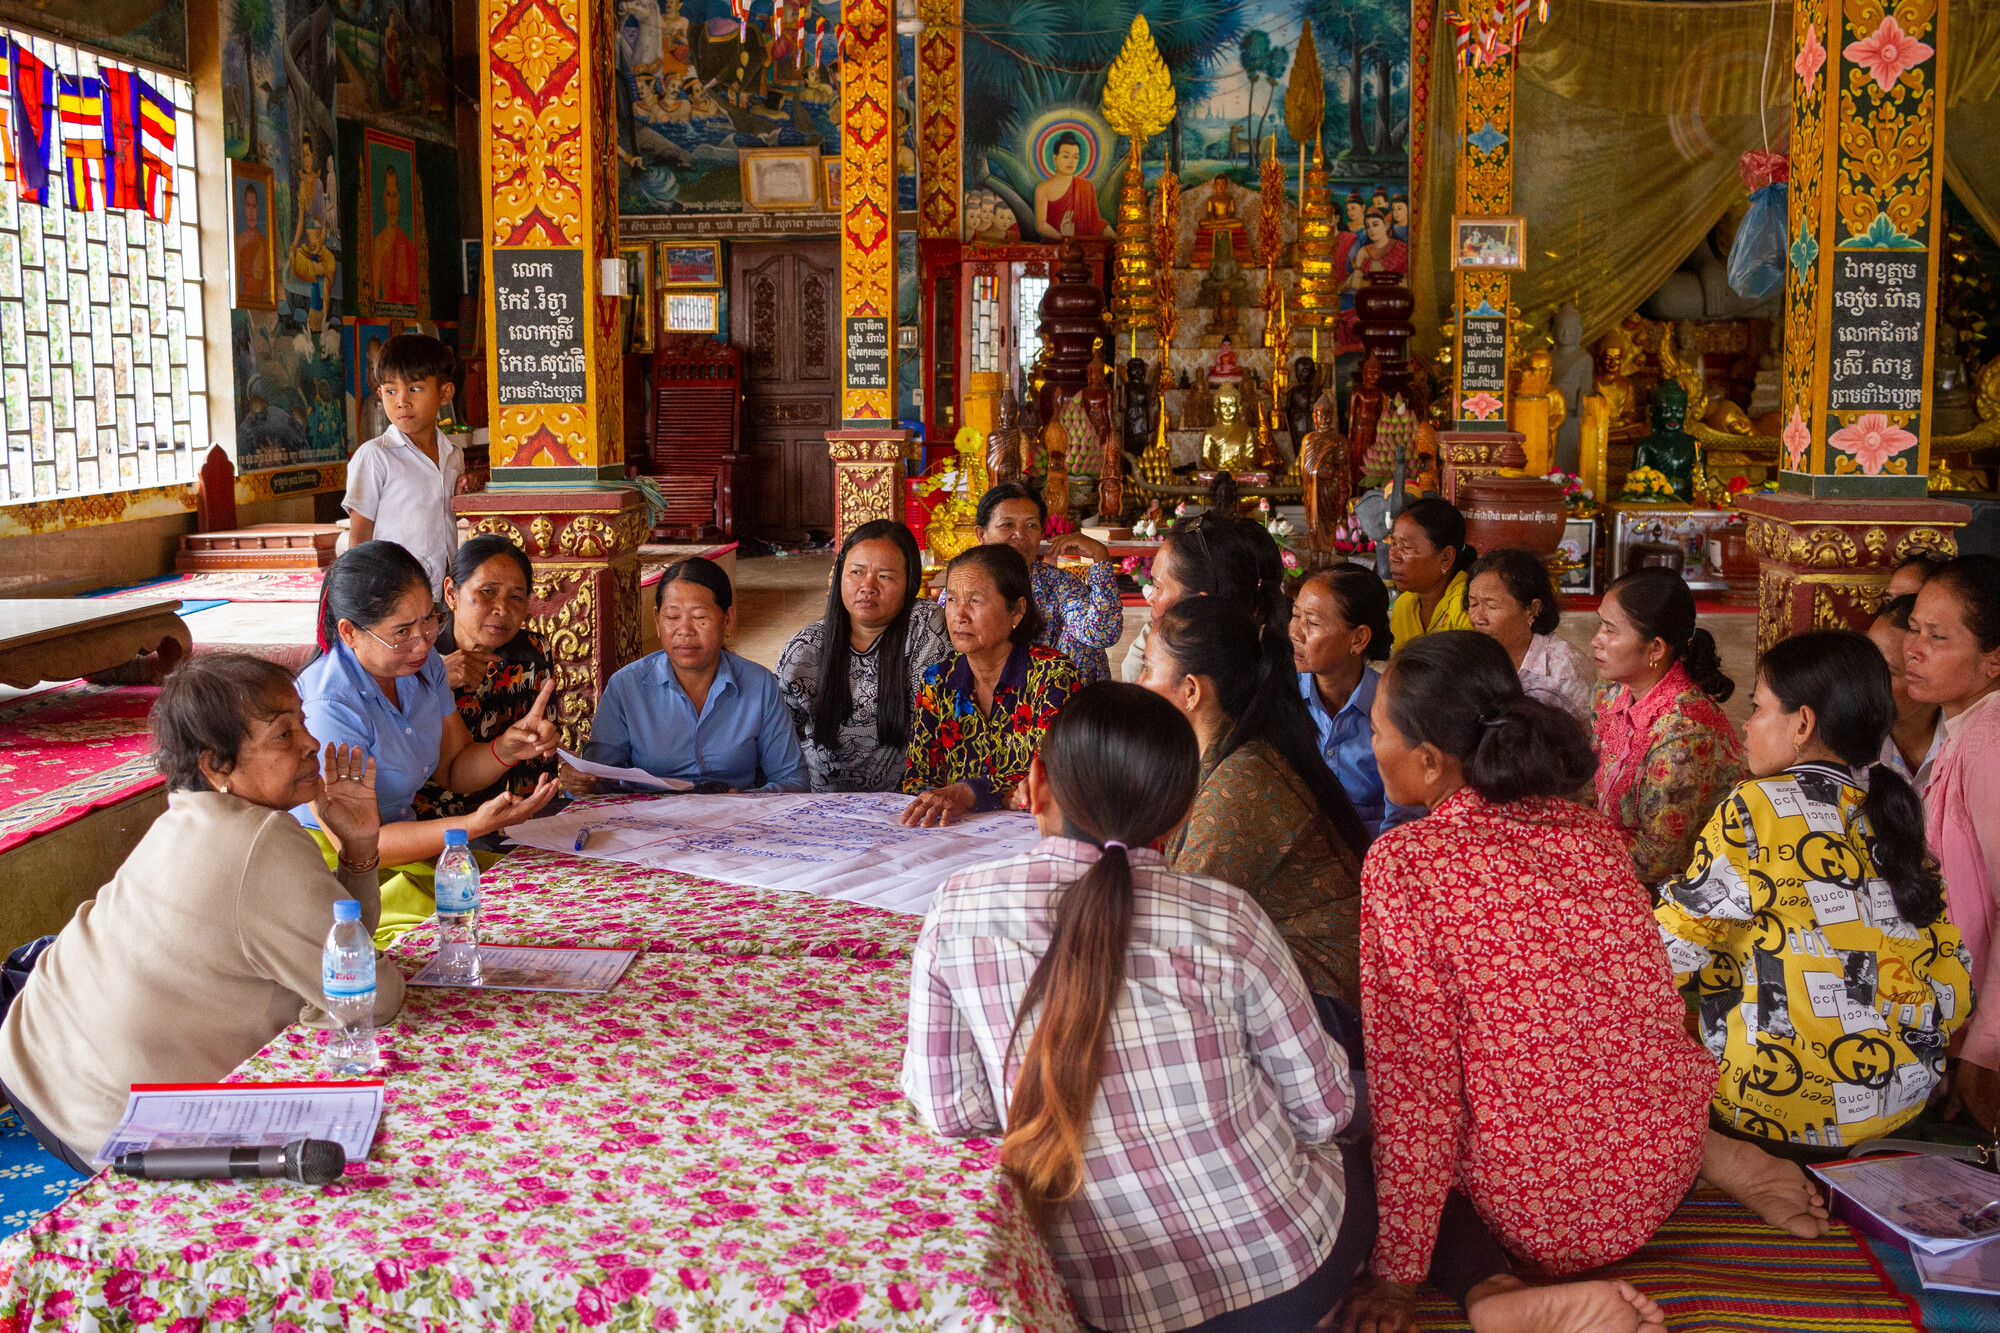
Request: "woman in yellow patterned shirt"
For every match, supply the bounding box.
[1656,630,1969,1162]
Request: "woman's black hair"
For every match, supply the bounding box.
[1469,547,1561,635]
[1758,630,1944,929]
[1895,552,1945,587]
[1003,682,1200,1232]
[315,540,432,655]
[1603,565,1734,702]
[151,653,300,792]
[1877,592,1919,631]
[976,480,1047,530]
[1299,564,1393,662]
[448,533,535,592]
[1151,596,1372,857]
[1380,630,1597,802]
[656,555,735,613]
[1926,554,2000,653]
[813,519,925,750]
[1396,496,1478,591]
[945,542,1045,646]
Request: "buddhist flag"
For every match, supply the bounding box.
[0,39,15,187]
[9,41,54,206]
[57,73,108,211]
[102,68,143,212]
[137,76,175,222]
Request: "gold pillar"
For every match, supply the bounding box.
[1451,52,1513,430]
[916,0,962,241]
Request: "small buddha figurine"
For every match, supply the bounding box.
[1201,382,1258,472]
[1082,352,1115,454]
[988,390,1023,488]
[1933,324,1980,436]
[1205,284,1242,344]
[1299,394,1350,560]
[1191,174,1251,271]
[1286,356,1318,453]
[1209,339,1244,385]
[1633,379,1699,502]
[1347,353,1387,488]
[1042,416,1072,517]
[1593,333,1643,443]
[1121,357,1156,462]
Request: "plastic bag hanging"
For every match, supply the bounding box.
[1728,149,1790,301]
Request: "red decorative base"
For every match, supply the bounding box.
[1737,493,1969,655]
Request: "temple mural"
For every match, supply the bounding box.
[0,0,186,70]
[333,0,456,145]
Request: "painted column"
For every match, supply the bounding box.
[1450,52,1512,431]
[464,0,646,747]
[916,0,961,242]
[1742,0,1967,648]
[829,0,913,541]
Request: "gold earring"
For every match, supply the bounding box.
[218,784,229,793]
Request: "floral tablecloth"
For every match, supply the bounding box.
[0,864,1075,1332]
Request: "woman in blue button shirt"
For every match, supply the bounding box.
[565,557,805,794]
[1290,565,1425,838]
[294,541,560,941]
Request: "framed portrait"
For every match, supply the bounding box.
[739,146,822,211]
[1451,215,1526,271]
[655,240,721,288]
[660,289,720,334]
[620,244,654,354]
[1556,518,1597,594]
[362,128,421,317]
[229,160,278,311]
[350,319,399,444]
[823,157,842,211]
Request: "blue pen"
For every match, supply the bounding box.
[573,826,594,853]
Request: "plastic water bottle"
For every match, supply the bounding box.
[322,900,379,1075]
[433,829,482,986]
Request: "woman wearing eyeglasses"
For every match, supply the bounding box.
[292,541,560,942]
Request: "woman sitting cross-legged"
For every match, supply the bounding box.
[904,682,1373,1333]
[899,543,1080,827]
[0,654,405,1171]
[1656,630,1969,1161]
[1344,631,1824,1333]
[296,541,560,942]
[1142,595,1372,1010]
[566,556,806,795]
[778,519,950,792]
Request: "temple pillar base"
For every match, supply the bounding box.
[827,428,916,544]
[453,488,649,749]
[1737,493,1969,656]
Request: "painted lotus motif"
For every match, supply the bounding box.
[1828,413,1917,475]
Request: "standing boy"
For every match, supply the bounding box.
[344,333,462,598]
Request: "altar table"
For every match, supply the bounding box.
[0,847,1078,1333]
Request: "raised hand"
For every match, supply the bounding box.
[442,646,497,690]
[495,680,559,766]
[315,742,381,860]
[471,772,560,837]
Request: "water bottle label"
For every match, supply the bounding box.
[323,960,376,999]
[435,878,479,913]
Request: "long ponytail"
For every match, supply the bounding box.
[1002,683,1200,1233]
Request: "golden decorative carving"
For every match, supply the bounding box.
[529,516,555,552]
[472,517,526,547]
[528,566,600,750]
[1786,525,1859,569]
[1895,527,1958,562]
[1863,526,1888,558]
[835,463,898,530]
[559,514,616,558]
[1099,16,1177,140]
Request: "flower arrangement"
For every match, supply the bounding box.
[1255,498,1304,571]
[1133,515,1161,540]
[1332,516,1374,554]
[1619,466,1680,502]
[1542,470,1599,517]
[1119,554,1154,588]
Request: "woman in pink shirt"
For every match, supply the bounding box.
[1903,556,2000,1125]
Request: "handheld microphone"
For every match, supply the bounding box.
[111,1139,346,1186]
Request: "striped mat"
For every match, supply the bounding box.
[1412,1193,1917,1331]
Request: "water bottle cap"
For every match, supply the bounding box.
[332,899,362,922]
[444,829,469,847]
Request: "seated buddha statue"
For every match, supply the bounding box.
[1203,286,1242,346]
[1191,174,1251,271]
[1201,381,1257,472]
[1593,334,1644,443]
[1633,380,1699,502]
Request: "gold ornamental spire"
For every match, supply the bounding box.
[1101,16,1177,143]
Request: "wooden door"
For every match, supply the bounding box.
[730,240,839,542]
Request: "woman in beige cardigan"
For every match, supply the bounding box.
[0,654,406,1169]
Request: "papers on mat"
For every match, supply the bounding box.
[1915,1237,2000,1294]
[97,1081,384,1167]
[409,944,636,992]
[556,748,694,793]
[1812,1155,2000,1253]
[508,792,1043,914]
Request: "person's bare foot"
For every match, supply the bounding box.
[1465,1275,1665,1333]
[1699,1129,1831,1237]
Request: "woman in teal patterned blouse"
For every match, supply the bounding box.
[900,544,1080,827]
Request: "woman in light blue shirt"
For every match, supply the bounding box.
[294,541,559,939]
[566,558,805,794]
[1289,565,1425,837]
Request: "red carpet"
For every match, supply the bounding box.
[0,683,163,853]
[1562,592,1756,615]
[86,570,326,602]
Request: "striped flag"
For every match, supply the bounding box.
[9,41,54,205]
[0,39,14,187]
[57,72,108,211]
[137,75,175,221]
[102,68,143,212]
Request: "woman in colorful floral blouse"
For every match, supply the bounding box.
[900,544,1080,827]
[949,482,1123,682]
[1346,630,1824,1333]
[413,535,557,818]
[1592,567,1744,889]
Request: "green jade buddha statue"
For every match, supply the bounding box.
[1633,380,1699,503]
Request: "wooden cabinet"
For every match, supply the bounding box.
[730,240,839,542]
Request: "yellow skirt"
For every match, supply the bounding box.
[305,830,503,949]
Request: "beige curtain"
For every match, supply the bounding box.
[1947,0,2000,241]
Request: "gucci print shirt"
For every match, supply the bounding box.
[1655,764,1971,1149]
[776,600,951,793]
[900,642,1079,812]
[412,627,557,819]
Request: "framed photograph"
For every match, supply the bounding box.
[654,240,721,288]
[739,145,822,211]
[1556,518,1597,594]
[660,289,720,334]
[620,244,654,354]
[1451,214,1526,271]
[229,161,278,311]
[823,157,842,211]
[362,127,421,316]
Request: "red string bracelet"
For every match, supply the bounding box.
[490,736,517,768]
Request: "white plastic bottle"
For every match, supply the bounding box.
[322,900,379,1074]
[433,828,482,986]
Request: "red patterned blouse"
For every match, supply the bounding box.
[1593,661,1746,887]
[1359,789,1716,1284]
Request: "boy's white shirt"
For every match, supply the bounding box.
[342,422,463,597]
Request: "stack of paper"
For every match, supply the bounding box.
[1812,1154,2000,1293]
[96,1081,385,1168]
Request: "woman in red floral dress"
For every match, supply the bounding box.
[1342,632,1826,1333]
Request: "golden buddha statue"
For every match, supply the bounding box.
[1191,174,1251,270]
[1592,333,1643,443]
[1201,381,1258,472]
[1509,347,1567,476]
[1703,399,1754,435]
